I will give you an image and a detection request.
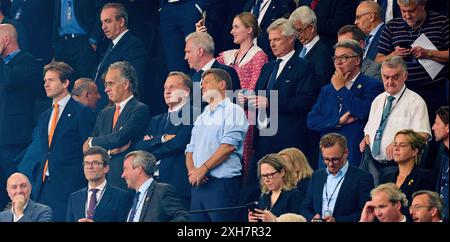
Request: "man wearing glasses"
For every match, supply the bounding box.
[354,1,385,61]
[301,133,374,222]
[410,190,444,222]
[66,146,132,222]
[308,40,383,168]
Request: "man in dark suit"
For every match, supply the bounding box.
[0,23,43,210]
[290,6,334,87]
[308,40,384,168]
[84,61,150,191]
[0,173,52,222]
[135,71,199,210]
[301,133,374,222]
[354,1,385,61]
[122,151,189,222]
[184,31,240,108]
[299,0,359,46]
[95,3,147,111]
[32,61,96,221]
[244,0,296,60]
[53,0,106,79]
[67,146,132,222]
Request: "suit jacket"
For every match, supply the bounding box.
[257,189,304,216]
[361,57,382,81]
[301,165,374,222]
[66,183,132,222]
[301,38,334,87]
[299,0,358,45]
[32,97,96,221]
[91,97,150,189]
[307,73,384,165]
[94,31,148,110]
[0,50,42,146]
[53,0,106,43]
[365,24,384,61]
[135,104,199,198]
[0,200,52,222]
[212,60,241,91]
[243,0,296,59]
[138,181,189,222]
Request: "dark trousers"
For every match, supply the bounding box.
[35,178,66,222]
[190,176,241,222]
[360,147,397,186]
[0,144,28,210]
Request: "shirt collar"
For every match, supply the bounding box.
[168,100,187,113]
[2,49,21,64]
[54,94,71,109]
[201,58,216,72]
[346,72,361,89]
[369,23,384,37]
[88,179,107,192]
[205,97,230,112]
[304,35,320,52]
[278,49,296,62]
[137,178,154,195]
[388,84,406,99]
[326,159,349,177]
[112,29,129,46]
[117,95,134,111]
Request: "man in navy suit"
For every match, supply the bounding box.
[95,3,147,111]
[0,23,42,210]
[66,146,132,222]
[0,173,52,222]
[32,61,96,221]
[184,31,240,108]
[301,133,374,222]
[244,0,296,60]
[308,40,384,167]
[84,61,150,191]
[135,71,199,210]
[354,1,385,61]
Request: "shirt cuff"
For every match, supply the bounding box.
[257,111,268,129]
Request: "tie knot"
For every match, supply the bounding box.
[115,104,120,111]
[53,103,59,109]
[387,95,395,102]
[276,59,282,64]
[90,188,99,194]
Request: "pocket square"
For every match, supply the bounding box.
[285,80,292,83]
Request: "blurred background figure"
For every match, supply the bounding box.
[278,147,313,197]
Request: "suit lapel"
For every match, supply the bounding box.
[260,1,276,28]
[317,171,327,209]
[94,185,113,220]
[258,61,276,90]
[49,98,75,148]
[99,32,130,75]
[139,181,156,222]
[349,74,365,97]
[272,55,297,90]
[334,167,353,210]
[114,97,137,131]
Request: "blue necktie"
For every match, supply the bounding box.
[299,46,307,58]
[372,95,395,156]
[266,59,282,91]
[95,43,114,82]
[192,70,204,83]
[364,34,373,56]
[252,0,263,19]
[128,191,141,222]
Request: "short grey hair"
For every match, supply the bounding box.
[289,6,317,27]
[108,61,138,95]
[167,71,193,94]
[334,39,364,63]
[381,56,408,74]
[185,32,215,55]
[125,151,157,177]
[267,18,297,39]
[412,190,443,219]
[371,183,409,207]
[397,0,426,6]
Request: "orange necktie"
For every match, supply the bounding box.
[112,104,120,130]
[42,103,59,182]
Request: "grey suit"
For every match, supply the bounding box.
[361,58,381,81]
[0,200,52,222]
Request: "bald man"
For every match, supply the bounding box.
[72,78,101,109]
[0,173,52,222]
[0,23,42,210]
[354,1,384,61]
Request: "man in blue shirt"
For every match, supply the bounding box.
[185,68,249,222]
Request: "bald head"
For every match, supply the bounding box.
[7,173,31,187]
[0,24,18,40]
[0,23,19,57]
[355,1,383,34]
[6,173,32,203]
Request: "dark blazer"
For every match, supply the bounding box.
[257,189,304,216]
[138,181,189,222]
[135,104,199,198]
[361,57,382,81]
[212,60,241,91]
[94,31,147,110]
[52,0,105,43]
[66,183,132,222]
[299,0,358,45]
[32,97,95,221]
[254,54,320,160]
[0,50,42,147]
[307,74,384,165]
[91,97,150,189]
[243,0,296,59]
[300,38,334,87]
[296,177,311,198]
[0,200,52,222]
[365,24,384,61]
[301,165,374,222]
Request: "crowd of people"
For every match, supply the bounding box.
[0,0,448,222]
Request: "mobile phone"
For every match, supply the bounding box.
[398,42,411,49]
[246,201,258,213]
[202,11,207,25]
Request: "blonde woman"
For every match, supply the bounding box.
[279,148,314,197]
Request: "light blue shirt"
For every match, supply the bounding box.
[59,0,87,37]
[2,49,21,64]
[129,178,153,222]
[185,98,248,178]
[321,161,349,217]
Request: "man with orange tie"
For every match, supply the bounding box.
[83,61,150,191]
[32,61,96,221]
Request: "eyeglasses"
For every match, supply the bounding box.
[260,171,279,180]
[355,12,372,20]
[296,24,312,35]
[323,153,344,164]
[82,161,105,168]
[409,205,433,211]
[332,55,359,63]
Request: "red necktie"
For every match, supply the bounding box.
[310,0,320,10]
[42,103,59,182]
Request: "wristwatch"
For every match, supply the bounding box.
[427,50,433,58]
